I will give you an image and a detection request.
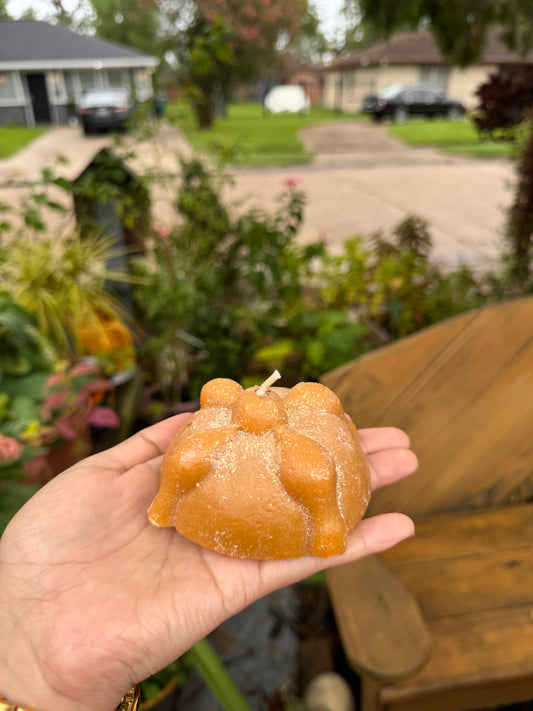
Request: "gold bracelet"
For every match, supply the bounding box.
[116,685,141,711]
[0,685,140,711]
[0,695,39,711]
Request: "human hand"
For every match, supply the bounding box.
[0,415,417,711]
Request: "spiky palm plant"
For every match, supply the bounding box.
[2,232,137,359]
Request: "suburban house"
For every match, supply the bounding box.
[278,59,324,106]
[0,20,158,126]
[322,29,533,113]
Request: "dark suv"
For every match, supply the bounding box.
[362,84,465,123]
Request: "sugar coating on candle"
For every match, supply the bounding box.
[148,378,371,559]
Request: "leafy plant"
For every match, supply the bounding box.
[1,231,136,359]
[183,638,252,711]
[132,154,322,405]
[320,215,491,338]
[474,65,533,139]
[0,294,119,532]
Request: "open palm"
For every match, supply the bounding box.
[0,414,417,711]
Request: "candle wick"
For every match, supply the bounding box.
[257,370,281,396]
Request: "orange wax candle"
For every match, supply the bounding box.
[148,372,371,559]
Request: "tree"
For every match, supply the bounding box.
[335,1,414,56]
[89,0,160,57]
[349,0,533,67]
[284,5,330,65]
[155,0,309,128]
[0,0,11,19]
[174,12,236,128]
[346,0,533,285]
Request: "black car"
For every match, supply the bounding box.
[361,84,465,123]
[78,88,135,135]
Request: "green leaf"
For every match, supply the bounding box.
[10,393,41,422]
[1,372,49,399]
[23,208,46,231]
[184,639,252,711]
[213,41,231,64]
[0,481,40,535]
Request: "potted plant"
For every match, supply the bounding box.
[0,293,120,490]
[1,230,136,362]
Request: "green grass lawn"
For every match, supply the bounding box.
[167,100,358,167]
[387,118,512,159]
[0,126,47,159]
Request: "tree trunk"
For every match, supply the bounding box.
[194,88,215,129]
[507,118,533,286]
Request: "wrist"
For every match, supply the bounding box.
[0,558,123,711]
[0,609,121,711]
[0,651,75,711]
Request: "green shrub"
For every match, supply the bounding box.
[131,154,323,404]
[320,215,492,338]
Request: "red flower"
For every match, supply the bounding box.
[87,407,120,429]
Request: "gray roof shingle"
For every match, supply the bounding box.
[0,19,155,63]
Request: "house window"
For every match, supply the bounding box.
[107,69,127,88]
[0,72,18,101]
[79,70,98,93]
[419,66,449,93]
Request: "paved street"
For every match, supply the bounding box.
[0,120,514,270]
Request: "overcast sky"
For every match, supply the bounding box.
[6,0,346,42]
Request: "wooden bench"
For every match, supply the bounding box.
[321,297,533,711]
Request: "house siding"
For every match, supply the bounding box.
[0,66,154,126]
[323,61,500,113]
[324,65,419,112]
[448,65,497,108]
[0,105,26,125]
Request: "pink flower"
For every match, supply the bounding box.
[282,177,301,187]
[44,373,64,387]
[152,224,171,237]
[88,407,120,429]
[24,453,48,480]
[0,435,23,462]
[73,379,113,408]
[53,416,77,441]
[41,390,69,420]
[71,362,100,377]
[247,25,260,40]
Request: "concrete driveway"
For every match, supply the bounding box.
[228,121,514,270]
[0,120,513,271]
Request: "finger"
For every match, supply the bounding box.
[359,427,411,454]
[256,513,415,594]
[367,447,418,490]
[90,414,192,473]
